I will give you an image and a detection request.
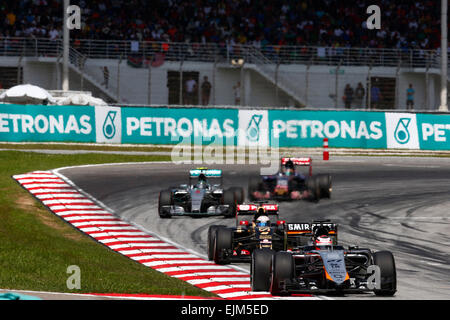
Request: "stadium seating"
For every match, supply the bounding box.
[0,0,442,50]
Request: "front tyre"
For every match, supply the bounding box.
[251,249,275,291]
[222,190,237,218]
[270,251,294,296]
[207,225,224,261]
[158,190,172,218]
[373,251,397,296]
[213,228,233,265]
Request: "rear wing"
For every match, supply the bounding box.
[286,221,338,236]
[285,221,338,247]
[281,157,311,166]
[281,157,312,176]
[236,203,279,216]
[236,203,279,227]
[189,168,222,178]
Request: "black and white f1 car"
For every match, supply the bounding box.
[207,203,288,264]
[248,157,332,202]
[250,220,397,296]
[158,168,244,218]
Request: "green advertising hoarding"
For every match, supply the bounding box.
[416,113,450,150]
[268,110,387,149]
[0,104,95,142]
[121,106,239,145]
[0,103,449,151]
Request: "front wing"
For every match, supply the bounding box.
[277,277,375,294]
[160,204,231,216]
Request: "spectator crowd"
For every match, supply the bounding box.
[0,0,443,50]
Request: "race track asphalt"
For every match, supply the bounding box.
[59,156,450,300]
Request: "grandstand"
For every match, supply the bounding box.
[0,0,448,110]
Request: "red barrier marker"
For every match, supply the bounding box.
[323,138,329,161]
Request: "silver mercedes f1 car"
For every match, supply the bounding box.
[158,168,244,218]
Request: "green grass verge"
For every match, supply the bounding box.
[0,151,216,297]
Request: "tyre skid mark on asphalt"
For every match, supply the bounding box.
[13,171,318,300]
[340,197,450,282]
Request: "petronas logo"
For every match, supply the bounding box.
[394,118,411,144]
[246,114,263,142]
[103,111,117,139]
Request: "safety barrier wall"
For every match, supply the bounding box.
[0,104,449,150]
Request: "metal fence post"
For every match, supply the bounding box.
[240,64,244,106]
[305,59,311,107]
[117,54,122,102]
[335,60,342,108]
[425,59,430,110]
[142,41,146,66]
[410,50,413,68]
[56,52,62,90]
[212,53,217,106]
[367,64,372,110]
[80,56,86,91]
[148,57,152,105]
[179,59,184,105]
[275,62,279,105]
[395,60,400,109]
[17,54,23,85]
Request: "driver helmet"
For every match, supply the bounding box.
[257,207,265,216]
[284,160,295,176]
[255,215,270,227]
[195,174,208,189]
[314,235,333,247]
[195,180,207,189]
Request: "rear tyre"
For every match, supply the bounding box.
[251,249,275,291]
[213,228,233,265]
[373,251,397,296]
[207,225,224,261]
[222,189,237,218]
[306,176,321,202]
[158,190,172,218]
[230,187,245,204]
[317,174,332,199]
[248,177,262,201]
[270,252,294,296]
